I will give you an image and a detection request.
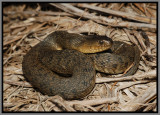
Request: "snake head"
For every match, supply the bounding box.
[77,36,113,53]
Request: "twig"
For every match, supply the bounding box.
[133,3,146,15]
[73,104,97,111]
[10,23,33,29]
[48,96,76,111]
[48,95,118,110]
[96,69,156,83]
[133,31,146,51]
[4,11,71,17]
[4,80,32,88]
[66,97,118,106]
[3,35,24,46]
[50,3,156,32]
[118,83,156,111]
[77,4,156,24]
[116,3,125,10]
[123,28,139,45]
[118,80,151,90]
[143,99,157,112]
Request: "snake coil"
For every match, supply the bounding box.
[22,31,140,100]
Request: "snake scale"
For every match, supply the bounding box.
[22,31,140,100]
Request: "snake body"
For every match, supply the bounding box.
[22,31,140,100]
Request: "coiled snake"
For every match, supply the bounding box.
[22,31,140,100]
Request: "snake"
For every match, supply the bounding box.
[22,31,140,100]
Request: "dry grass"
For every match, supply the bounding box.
[3,3,157,112]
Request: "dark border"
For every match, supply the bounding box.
[1,1,158,113]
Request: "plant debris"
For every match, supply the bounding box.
[3,3,157,112]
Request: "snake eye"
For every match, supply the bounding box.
[98,40,104,45]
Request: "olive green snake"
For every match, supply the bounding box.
[22,31,140,100]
